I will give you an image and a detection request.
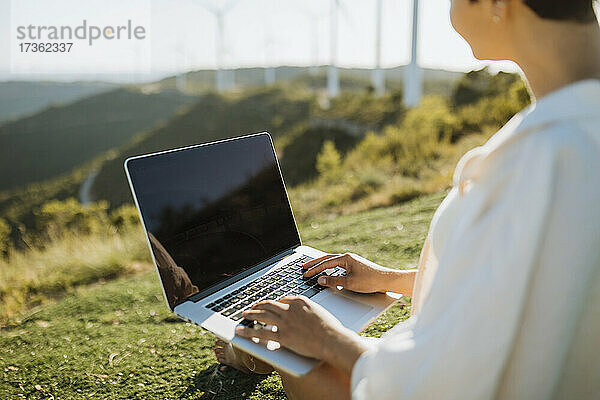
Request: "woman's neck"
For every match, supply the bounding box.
[512,19,600,100]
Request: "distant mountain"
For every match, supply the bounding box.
[0,88,197,192]
[0,81,115,124]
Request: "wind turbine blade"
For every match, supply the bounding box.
[335,0,357,29]
[192,0,218,15]
[221,0,240,14]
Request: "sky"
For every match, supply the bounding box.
[0,0,520,83]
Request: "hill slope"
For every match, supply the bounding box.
[0,190,444,399]
[90,87,315,208]
[0,88,196,192]
[0,81,114,123]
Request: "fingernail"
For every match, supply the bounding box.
[318,276,326,285]
[236,327,246,334]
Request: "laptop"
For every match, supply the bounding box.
[124,132,396,376]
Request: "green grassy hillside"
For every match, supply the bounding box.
[0,190,444,399]
[0,88,196,192]
[90,70,526,212]
[90,87,316,208]
[89,86,413,207]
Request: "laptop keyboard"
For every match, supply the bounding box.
[201,255,346,323]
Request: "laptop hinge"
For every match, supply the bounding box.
[187,245,299,303]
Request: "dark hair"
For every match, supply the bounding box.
[524,0,597,22]
[471,0,598,23]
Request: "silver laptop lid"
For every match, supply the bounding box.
[125,132,301,310]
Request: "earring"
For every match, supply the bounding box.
[493,0,506,23]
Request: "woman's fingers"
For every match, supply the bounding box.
[317,275,347,288]
[235,325,279,342]
[303,254,348,277]
[278,295,308,306]
[302,254,338,270]
[251,300,289,314]
[242,309,280,325]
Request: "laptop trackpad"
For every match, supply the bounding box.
[318,292,373,329]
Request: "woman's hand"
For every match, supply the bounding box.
[303,253,416,295]
[236,296,344,360]
[235,296,369,375]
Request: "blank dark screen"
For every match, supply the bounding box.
[127,134,300,309]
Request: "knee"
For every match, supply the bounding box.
[278,363,351,400]
[279,370,302,400]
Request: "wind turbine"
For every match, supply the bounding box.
[327,0,355,98]
[404,0,422,107]
[175,34,188,92]
[197,0,239,92]
[298,6,324,77]
[328,0,340,97]
[264,32,276,85]
[308,13,321,76]
[372,0,385,97]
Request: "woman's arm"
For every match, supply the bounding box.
[321,326,374,376]
[376,268,417,296]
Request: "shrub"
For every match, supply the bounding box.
[110,204,141,231]
[34,198,111,241]
[452,68,521,107]
[316,140,342,181]
[279,125,361,185]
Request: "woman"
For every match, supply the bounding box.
[214,1,600,398]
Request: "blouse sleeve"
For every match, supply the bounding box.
[351,127,566,400]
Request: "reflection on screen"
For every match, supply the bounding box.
[128,134,300,309]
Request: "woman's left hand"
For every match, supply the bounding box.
[235,296,346,361]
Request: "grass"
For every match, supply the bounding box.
[0,227,150,324]
[0,191,446,399]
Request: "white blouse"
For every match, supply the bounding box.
[352,80,600,400]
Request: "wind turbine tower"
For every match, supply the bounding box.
[176,70,187,93]
[372,0,385,97]
[264,25,276,85]
[301,8,322,76]
[328,0,340,98]
[309,15,320,76]
[215,10,228,92]
[199,0,238,92]
[404,0,422,107]
[175,36,188,92]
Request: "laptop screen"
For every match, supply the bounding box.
[127,133,301,309]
